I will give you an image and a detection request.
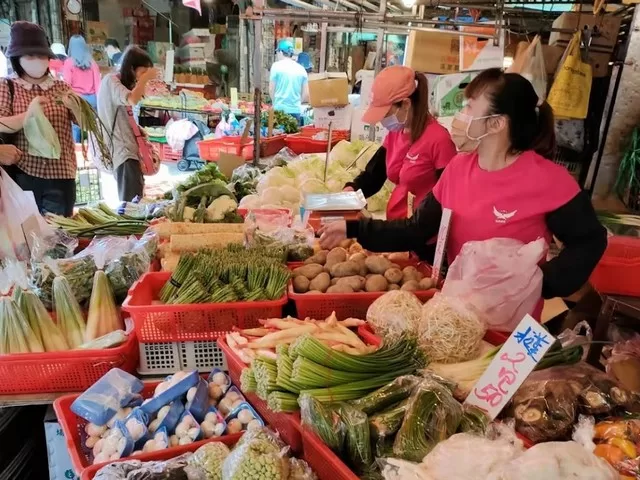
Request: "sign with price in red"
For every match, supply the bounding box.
[464,314,556,420]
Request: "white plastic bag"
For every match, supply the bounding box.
[0,169,53,260]
[441,237,546,332]
[508,35,547,103]
[23,100,61,159]
[165,119,198,151]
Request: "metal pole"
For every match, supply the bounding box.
[319,22,328,72]
[253,18,263,166]
[369,0,386,142]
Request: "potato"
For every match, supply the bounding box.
[306,290,323,294]
[339,239,353,249]
[331,278,339,286]
[390,263,401,270]
[309,272,331,293]
[330,261,361,278]
[388,283,401,291]
[304,250,328,265]
[292,276,310,293]
[348,242,363,254]
[388,252,410,262]
[293,264,324,280]
[402,266,423,283]
[359,263,368,277]
[365,274,388,292]
[327,284,354,293]
[384,268,403,284]
[401,280,419,292]
[349,252,367,263]
[365,256,393,275]
[419,277,435,290]
[325,248,348,270]
[336,275,366,291]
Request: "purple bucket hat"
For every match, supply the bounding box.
[6,21,54,59]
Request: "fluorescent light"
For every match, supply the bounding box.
[402,0,416,7]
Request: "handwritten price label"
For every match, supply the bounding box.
[431,208,452,281]
[464,315,555,419]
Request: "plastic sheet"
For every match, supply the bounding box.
[93,453,191,480]
[441,237,546,332]
[303,190,367,211]
[244,211,314,262]
[506,363,637,443]
[299,394,345,452]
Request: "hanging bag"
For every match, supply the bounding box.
[508,35,547,102]
[547,32,592,120]
[122,106,161,176]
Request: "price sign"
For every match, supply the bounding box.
[464,315,555,419]
[431,208,452,281]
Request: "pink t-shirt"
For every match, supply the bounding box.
[62,59,101,96]
[383,118,456,219]
[433,150,580,261]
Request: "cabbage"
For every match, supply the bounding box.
[280,185,301,204]
[299,178,328,194]
[367,180,394,212]
[239,194,261,209]
[256,167,295,194]
[261,187,284,205]
[330,140,361,167]
[356,143,381,171]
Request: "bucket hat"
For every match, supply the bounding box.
[6,21,54,59]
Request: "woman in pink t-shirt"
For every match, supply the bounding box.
[321,68,606,308]
[62,35,101,142]
[344,66,456,229]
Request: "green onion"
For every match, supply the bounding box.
[267,391,299,412]
[240,367,257,393]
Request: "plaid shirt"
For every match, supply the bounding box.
[0,75,76,179]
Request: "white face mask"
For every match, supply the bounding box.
[20,57,49,79]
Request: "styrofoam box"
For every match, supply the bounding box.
[138,341,228,376]
[351,106,388,143]
[45,410,79,480]
[313,104,353,131]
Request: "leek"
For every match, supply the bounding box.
[339,404,373,473]
[53,276,86,348]
[299,394,345,451]
[240,367,257,393]
[267,391,299,413]
[300,372,416,403]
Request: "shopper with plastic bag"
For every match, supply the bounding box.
[320,68,606,327]
[0,21,77,216]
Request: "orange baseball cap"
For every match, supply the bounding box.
[362,66,417,124]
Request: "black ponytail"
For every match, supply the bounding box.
[530,101,556,159]
[408,73,431,143]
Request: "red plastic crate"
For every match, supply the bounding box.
[289,263,437,320]
[197,137,254,162]
[590,235,640,297]
[54,380,243,477]
[260,134,287,157]
[218,336,303,453]
[285,127,350,154]
[0,332,138,395]
[122,272,288,343]
[302,427,359,480]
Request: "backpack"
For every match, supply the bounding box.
[0,80,16,146]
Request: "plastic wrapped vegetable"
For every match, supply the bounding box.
[85,249,122,342]
[393,378,463,462]
[53,275,86,348]
[506,363,637,443]
[221,427,290,479]
[288,458,318,480]
[338,404,373,473]
[185,442,231,480]
[299,394,345,452]
[370,399,410,457]
[366,291,424,343]
[0,296,44,353]
[15,288,69,352]
[93,453,192,480]
[350,375,420,415]
[30,255,96,309]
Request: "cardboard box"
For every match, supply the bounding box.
[405,31,460,74]
[308,72,349,107]
[178,44,206,61]
[459,26,504,72]
[313,105,353,130]
[86,21,108,45]
[358,70,375,108]
[549,13,621,53]
[431,72,478,117]
[351,107,388,143]
[45,409,79,480]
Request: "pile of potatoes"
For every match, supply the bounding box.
[292,247,436,294]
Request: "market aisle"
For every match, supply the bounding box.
[99,162,191,205]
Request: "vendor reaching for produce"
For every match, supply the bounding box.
[344,66,456,244]
[323,68,607,306]
[0,21,78,216]
[97,46,156,201]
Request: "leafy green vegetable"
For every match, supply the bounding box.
[261,111,300,134]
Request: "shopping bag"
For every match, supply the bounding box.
[441,237,547,332]
[547,32,592,120]
[508,35,547,102]
[0,168,53,260]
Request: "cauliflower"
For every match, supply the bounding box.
[183,206,197,222]
[187,442,231,480]
[206,195,238,221]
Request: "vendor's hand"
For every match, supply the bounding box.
[27,96,47,113]
[318,220,348,250]
[343,186,355,192]
[0,145,22,165]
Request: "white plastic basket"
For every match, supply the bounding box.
[138,341,228,376]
